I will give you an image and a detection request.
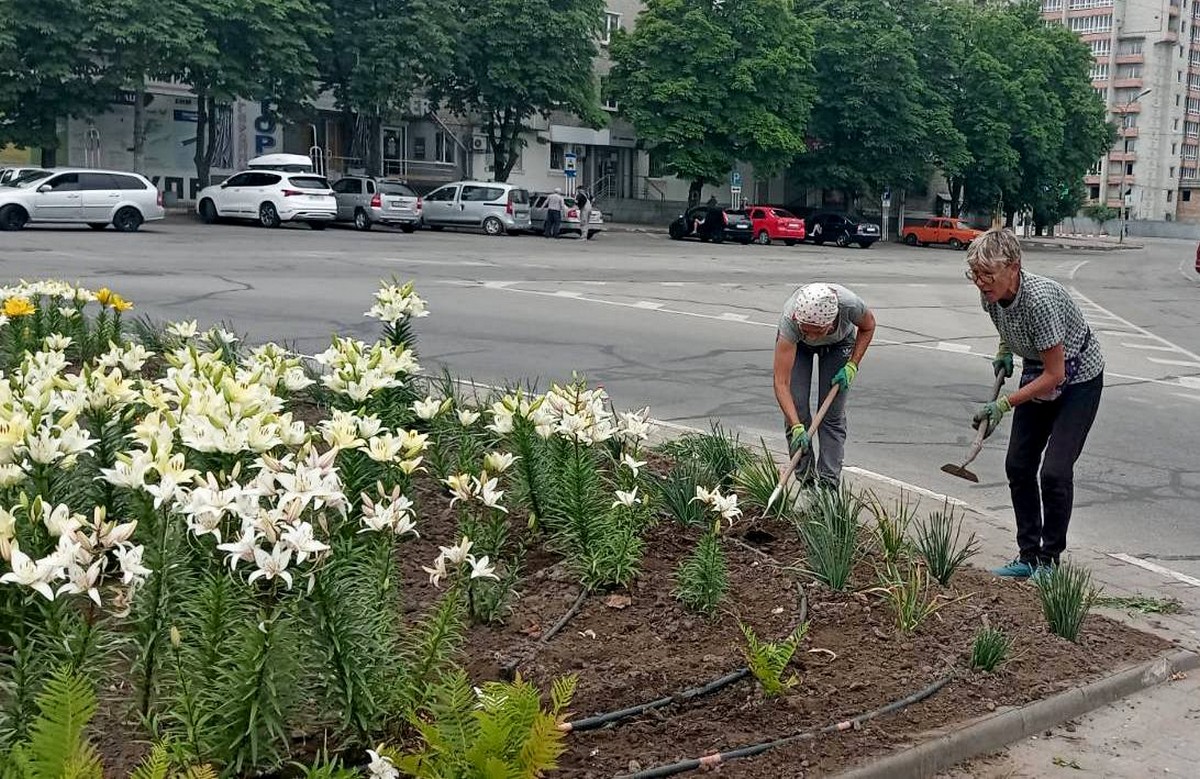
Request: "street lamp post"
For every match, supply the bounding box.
[1117,88,1152,244]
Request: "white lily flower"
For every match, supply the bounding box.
[457,408,480,427]
[483,451,516,473]
[216,527,260,571]
[422,554,448,588]
[486,410,514,435]
[248,544,293,589]
[440,537,473,566]
[0,464,23,487]
[0,542,58,600]
[281,521,329,563]
[693,485,716,504]
[466,554,499,581]
[621,453,647,477]
[412,396,441,420]
[443,473,476,507]
[59,559,103,606]
[43,333,72,351]
[113,544,152,585]
[166,320,199,339]
[474,473,507,513]
[710,492,742,524]
[364,433,405,463]
[612,487,640,509]
[366,750,398,779]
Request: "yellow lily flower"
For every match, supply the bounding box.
[2,297,35,317]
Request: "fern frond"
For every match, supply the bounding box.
[129,742,171,779]
[24,668,102,779]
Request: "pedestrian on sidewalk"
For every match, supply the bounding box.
[773,283,876,487]
[965,228,1105,580]
[575,186,593,240]
[544,188,564,238]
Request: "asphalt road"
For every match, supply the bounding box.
[3,216,1199,576]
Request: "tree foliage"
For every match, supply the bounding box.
[610,0,814,204]
[432,0,606,182]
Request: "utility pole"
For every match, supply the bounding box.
[1118,88,1152,244]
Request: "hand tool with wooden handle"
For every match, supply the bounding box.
[765,384,841,512]
[940,372,1006,483]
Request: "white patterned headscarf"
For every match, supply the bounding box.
[790,283,839,327]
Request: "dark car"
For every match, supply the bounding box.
[1195,241,1200,274]
[806,211,881,248]
[668,205,753,244]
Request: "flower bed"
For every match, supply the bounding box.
[0,279,1170,779]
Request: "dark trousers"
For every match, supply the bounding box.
[1005,373,1102,566]
[544,210,562,238]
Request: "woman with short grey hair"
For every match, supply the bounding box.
[965,228,1104,579]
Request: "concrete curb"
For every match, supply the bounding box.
[831,649,1200,779]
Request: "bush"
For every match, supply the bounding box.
[793,484,864,591]
[913,501,978,586]
[1036,562,1100,642]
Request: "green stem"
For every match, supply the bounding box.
[138,504,173,717]
[172,644,205,761]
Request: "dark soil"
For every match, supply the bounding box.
[401,480,1173,778]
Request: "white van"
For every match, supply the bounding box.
[421,181,532,236]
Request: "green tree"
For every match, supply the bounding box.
[433,0,605,182]
[0,0,117,165]
[790,0,939,204]
[1081,203,1118,233]
[318,0,454,174]
[91,0,203,173]
[177,0,329,187]
[610,0,814,206]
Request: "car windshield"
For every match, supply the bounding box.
[288,176,330,190]
[771,209,795,218]
[6,170,51,188]
[380,182,416,197]
[954,221,974,230]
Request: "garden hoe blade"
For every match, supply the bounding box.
[765,385,841,512]
[941,373,1005,484]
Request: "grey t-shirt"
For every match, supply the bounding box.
[777,284,868,346]
[982,270,1104,386]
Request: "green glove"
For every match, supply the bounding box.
[831,360,858,391]
[789,423,810,456]
[972,395,1012,437]
[993,341,1014,379]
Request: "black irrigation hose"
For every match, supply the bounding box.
[561,668,751,733]
[615,674,955,779]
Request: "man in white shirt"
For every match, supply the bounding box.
[544,188,564,238]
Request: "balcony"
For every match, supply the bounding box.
[1109,151,1136,162]
[1118,126,1140,138]
[1114,53,1145,64]
[1113,77,1144,89]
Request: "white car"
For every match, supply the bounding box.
[0,167,44,186]
[196,170,337,229]
[0,168,164,232]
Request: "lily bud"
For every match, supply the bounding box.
[169,626,182,649]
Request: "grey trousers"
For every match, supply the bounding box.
[785,337,853,485]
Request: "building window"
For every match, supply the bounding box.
[1188,97,1200,114]
[1090,39,1111,56]
[1067,14,1112,34]
[1122,114,1137,128]
[1126,162,1134,175]
[412,136,426,160]
[648,149,668,178]
[1184,143,1200,159]
[1168,190,1174,202]
[1089,184,1101,199]
[600,76,619,112]
[1187,120,1200,136]
[1042,0,1062,10]
[602,12,621,45]
[1090,63,1109,80]
[1068,0,1112,8]
[1185,189,1193,200]
[1118,39,1143,56]
[550,142,565,171]
[435,131,455,164]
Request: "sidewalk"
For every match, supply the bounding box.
[844,467,1200,779]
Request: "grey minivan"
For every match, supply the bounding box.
[331,176,422,232]
[421,181,531,235]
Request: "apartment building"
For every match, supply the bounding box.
[1043,0,1200,222]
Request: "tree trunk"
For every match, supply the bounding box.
[132,76,147,174]
[688,179,703,208]
[949,178,963,218]
[40,146,58,168]
[193,92,211,189]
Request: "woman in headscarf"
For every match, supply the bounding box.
[965,229,1104,579]
[773,282,876,487]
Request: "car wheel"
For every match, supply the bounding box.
[857,241,872,249]
[308,221,328,231]
[482,216,505,236]
[429,224,444,232]
[401,225,415,234]
[784,239,796,246]
[113,207,143,233]
[713,231,725,244]
[904,233,918,246]
[88,223,108,231]
[199,199,218,224]
[259,202,281,228]
[0,205,28,231]
[668,221,684,240]
[353,209,371,231]
[756,230,771,245]
[587,230,599,240]
[948,237,963,250]
[835,233,850,247]
[738,237,752,245]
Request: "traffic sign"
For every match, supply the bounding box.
[731,171,742,188]
[882,187,892,208]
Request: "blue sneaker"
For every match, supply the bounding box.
[992,559,1035,578]
[1029,563,1057,585]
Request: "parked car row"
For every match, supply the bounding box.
[667,205,883,249]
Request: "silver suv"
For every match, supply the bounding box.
[421,181,531,236]
[331,177,422,232]
[0,168,164,232]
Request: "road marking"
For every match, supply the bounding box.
[660,282,684,287]
[1071,286,1200,363]
[935,342,972,353]
[842,467,970,509]
[1147,357,1200,369]
[579,281,608,286]
[633,301,663,310]
[1067,260,1090,281]
[482,280,515,289]
[1173,393,1200,403]
[1108,553,1200,588]
[553,290,583,298]
[1096,329,1141,338]
[1180,377,1200,389]
[1121,342,1180,351]
[720,312,750,322]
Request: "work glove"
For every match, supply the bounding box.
[972,396,1012,439]
[831,360,858,392]
[993,340,1014,379]
[788,423,810,457]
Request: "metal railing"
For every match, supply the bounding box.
[641,177,667,202]
[590,174,614,203]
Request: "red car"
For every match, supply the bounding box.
[746,205,806,245]
[1195,242,1199,274]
